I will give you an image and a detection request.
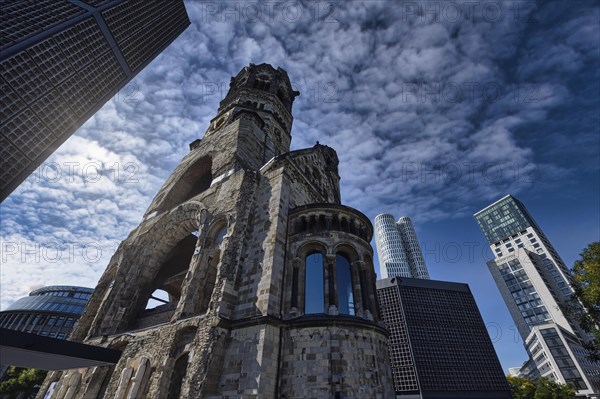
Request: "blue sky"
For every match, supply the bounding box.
[0,0,598,373]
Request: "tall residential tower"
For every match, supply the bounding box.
[374,214,429,279]
[0,0,190,201]
[475,195,600,395]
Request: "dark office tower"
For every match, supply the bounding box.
[0,0,190,202]
[377,277,512,399]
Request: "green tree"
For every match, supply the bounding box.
[507,376,575,399]
[0,367,47,399]
[533,377,576,399]
[565,241,600,361]
[507,375,536,399]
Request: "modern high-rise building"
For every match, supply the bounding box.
[377,277,512,399]
[475,195,600,395]
[0,285,93,338]
[0,0,190,202]
[0,285,94,392]
[37,64,395,398]
[374,214,429,279]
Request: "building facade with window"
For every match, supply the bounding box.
[0,285,92,340]
[377,277,511,399]
[0,0,190,202]
[39,64,395,399]
[374,214,429,279]
[475,195,600,395]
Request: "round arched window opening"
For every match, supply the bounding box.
[213,225,227,247]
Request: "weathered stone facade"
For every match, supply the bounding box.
[39,63,394,398]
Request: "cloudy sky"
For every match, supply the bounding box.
[1,0,598,372]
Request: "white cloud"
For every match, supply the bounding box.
[1,1,597,315]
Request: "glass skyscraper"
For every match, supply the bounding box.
[0,285,93,338]
[0,0,190,202]
[374,214,430,279]
[475,195,600,395]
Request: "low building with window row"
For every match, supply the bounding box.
[0,285,92,340]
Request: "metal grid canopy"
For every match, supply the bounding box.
[0,0,190,202]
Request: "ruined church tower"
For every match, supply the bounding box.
[40,64,394,399]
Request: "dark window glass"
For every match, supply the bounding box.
[305,252,325,313]
[336,254,354,315]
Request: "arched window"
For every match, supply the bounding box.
[167,353,189,399]
[254,75,271,91]
[213,225,227,247]
[145,289,170,310]
[336,254,354,315]
[157,157,212,213]
[305,252,325,314]
[136,233,197,328]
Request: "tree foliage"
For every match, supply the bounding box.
[0,367,47,399]
[565,241,600,361]
[507,376,576,399]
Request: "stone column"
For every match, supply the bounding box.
[325,254,338,314]
[325,215,333,230]
[114,364,134,399]
[173,243,210,319]
[290,257,301,315]
[366,269,378,319]
[126,356,149,399]
[351,260,365,317]
[298,256,307,314]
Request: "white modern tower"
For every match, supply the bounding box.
[374,214,429,279]
[475,195,600,395]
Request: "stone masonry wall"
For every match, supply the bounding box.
[279,324,395,399]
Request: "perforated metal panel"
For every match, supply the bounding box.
[54,18,111,70]
[103,0,189,71]
[31,89,77,135]
[0,76,26,122]
[59,73,94,117]
[0,0,190,199]
[80,0,112,6]
[0,137,29,189]
[1,52,54,104]
[27,37,76,85]
[0,0,84,50]
[1,108,56,160]
[79,51,125,102]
